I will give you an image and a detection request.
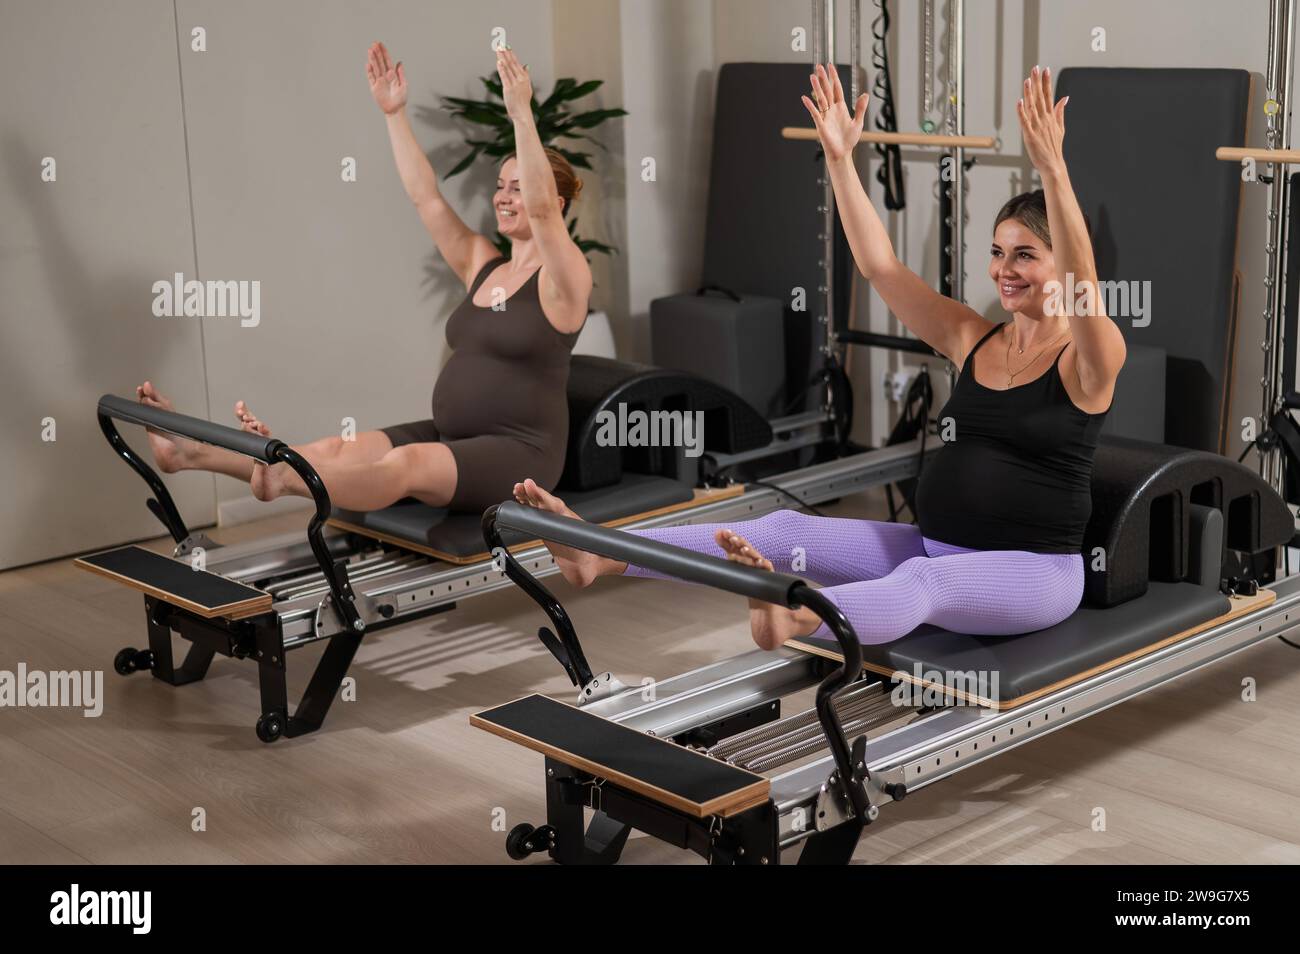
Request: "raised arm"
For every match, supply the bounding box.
[367,42,498,289]
[803,64,988,364]
[496,48,591,334]
[1019,66,1125,403]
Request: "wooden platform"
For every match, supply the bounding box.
[472,693,770,818]
[74,545,272,620]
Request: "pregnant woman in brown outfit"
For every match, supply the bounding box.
[134,43,591,513]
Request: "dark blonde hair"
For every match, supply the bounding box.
[506,147,583,216]
[993,189,1092,250]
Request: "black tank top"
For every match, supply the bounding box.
[914,323,1109,554]
[431,256,581,447]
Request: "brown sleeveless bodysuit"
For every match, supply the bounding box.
[381,256,583,511]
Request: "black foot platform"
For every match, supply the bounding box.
[75,545,271,618]
[473,694,769,818]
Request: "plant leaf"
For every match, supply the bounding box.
[564,108,629,129]
[443,147,481,178]
[454,106,510,127]
[441,95,507,113]
[539,77,577,111]
[558,79,604,101]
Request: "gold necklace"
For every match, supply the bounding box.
[1004,325,1070,386]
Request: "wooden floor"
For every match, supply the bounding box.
[2,487,1299,865]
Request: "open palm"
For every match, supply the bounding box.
[801,63,868,161]
[496,47,534,122]
[1017,65,1066,173]
[366,41,407,115]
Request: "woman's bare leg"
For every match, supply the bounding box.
[716,531,821,650]
[136,382,256,480]
[511,478,626,586]
[252,440,458,511]
[511,479,819,647]
[233,402,396,503]
[136,383,396,493]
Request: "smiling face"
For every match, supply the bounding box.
[494,157,530,240]
[988,217,1056,318]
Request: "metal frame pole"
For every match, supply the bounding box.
[1263,0,1297,496]
[948,0,966,303]
[819,0,837,371]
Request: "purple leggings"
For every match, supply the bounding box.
[623,510,1083,644]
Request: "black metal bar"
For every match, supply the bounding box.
[98,393,281,462]
[272,446,362,636]
[490,501,804,607]
[797,818,866,864]
[786,585,871,823]
[98,413,189,544]
[939,152,955,298]
[836,329,937,356]
[545,759,596,864]
[481,506,594,688]
[286,630,364,737]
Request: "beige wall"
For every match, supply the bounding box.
[179,0,556,519]
[553,0,630,352]
[0,0,213,568]
[618,0,716,359]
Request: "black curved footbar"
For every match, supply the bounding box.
[482,505,595,689]
[95,394,361,634]
[96,410,189,545]
[485,501,872,822]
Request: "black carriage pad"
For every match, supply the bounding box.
[74,545,271,619]
[330,473,704,563]
[788,582,1264,708]
[1055,67,1249,453]
[472,694,770,818]
[563,355,773,491]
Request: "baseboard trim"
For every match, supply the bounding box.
[218,493,312,527]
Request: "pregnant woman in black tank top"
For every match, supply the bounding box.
[133,44,590,515]
[513,65,1129,653]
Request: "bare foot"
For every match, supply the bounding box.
[512,478,614,587]
[135,381,196,473]
[236,401,288,501]
[716,529,821,650]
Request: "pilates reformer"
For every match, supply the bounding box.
[468,3,1300,865]
[76,357,934,743]
[74,13,998,742]
[471,437,1297,865]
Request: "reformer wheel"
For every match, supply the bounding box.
[113,647,153,676]
[255,711,286,743]
[505,822,539,860]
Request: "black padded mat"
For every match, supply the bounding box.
[473,694,768,817]
[792,582,1231,703]
[704,63,854,418]
[76,545,269,615]
[333,472,694,557]
[1056,67,1249,453]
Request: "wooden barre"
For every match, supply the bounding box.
[781,126,997,149]
[1216,145,1300,164]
